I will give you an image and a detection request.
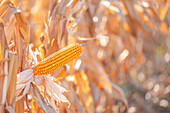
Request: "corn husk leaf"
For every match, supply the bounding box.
[30,82,56,113]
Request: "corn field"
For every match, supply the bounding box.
[0,0,170,113]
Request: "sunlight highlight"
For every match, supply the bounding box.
[118,49,129,62]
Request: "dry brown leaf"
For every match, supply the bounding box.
[0,0,11,17]
[160,22,168,34]
[38,44,46,59]
[0,52,8,106]
[5,17,16,43]
[160,3,169,20]
[44,75,69,104]
[45,39,59,57]
[83,58,127,106]
[6,51,18,106]
[56,67,66,80]
[15,95,25,113]
[30,83,56,113]
[14,10,29,40]
[74,71,95,113]
[61,79,86,113]
[0,20,8,60]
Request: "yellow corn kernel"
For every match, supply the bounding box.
[33,43,83,75]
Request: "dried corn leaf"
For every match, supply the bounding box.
[83,58,127,106]
[45,39,59,57]
[0,0,11,17]
[5,106,15,113]
[15,96,25,113]
[14,9,29,40]
[55,67,66,80]
[44,75,69,103]
[74,71,95,113]
[16,69,33,101]
[0,20,8,60]
[60,79,86,113]
[30,83,55,113]
[6,51,18,106]
[5,16,16,43]
[160,3,169,20]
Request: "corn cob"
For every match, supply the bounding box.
[33,43,83,75]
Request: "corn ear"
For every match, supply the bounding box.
[33,43,83,75]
